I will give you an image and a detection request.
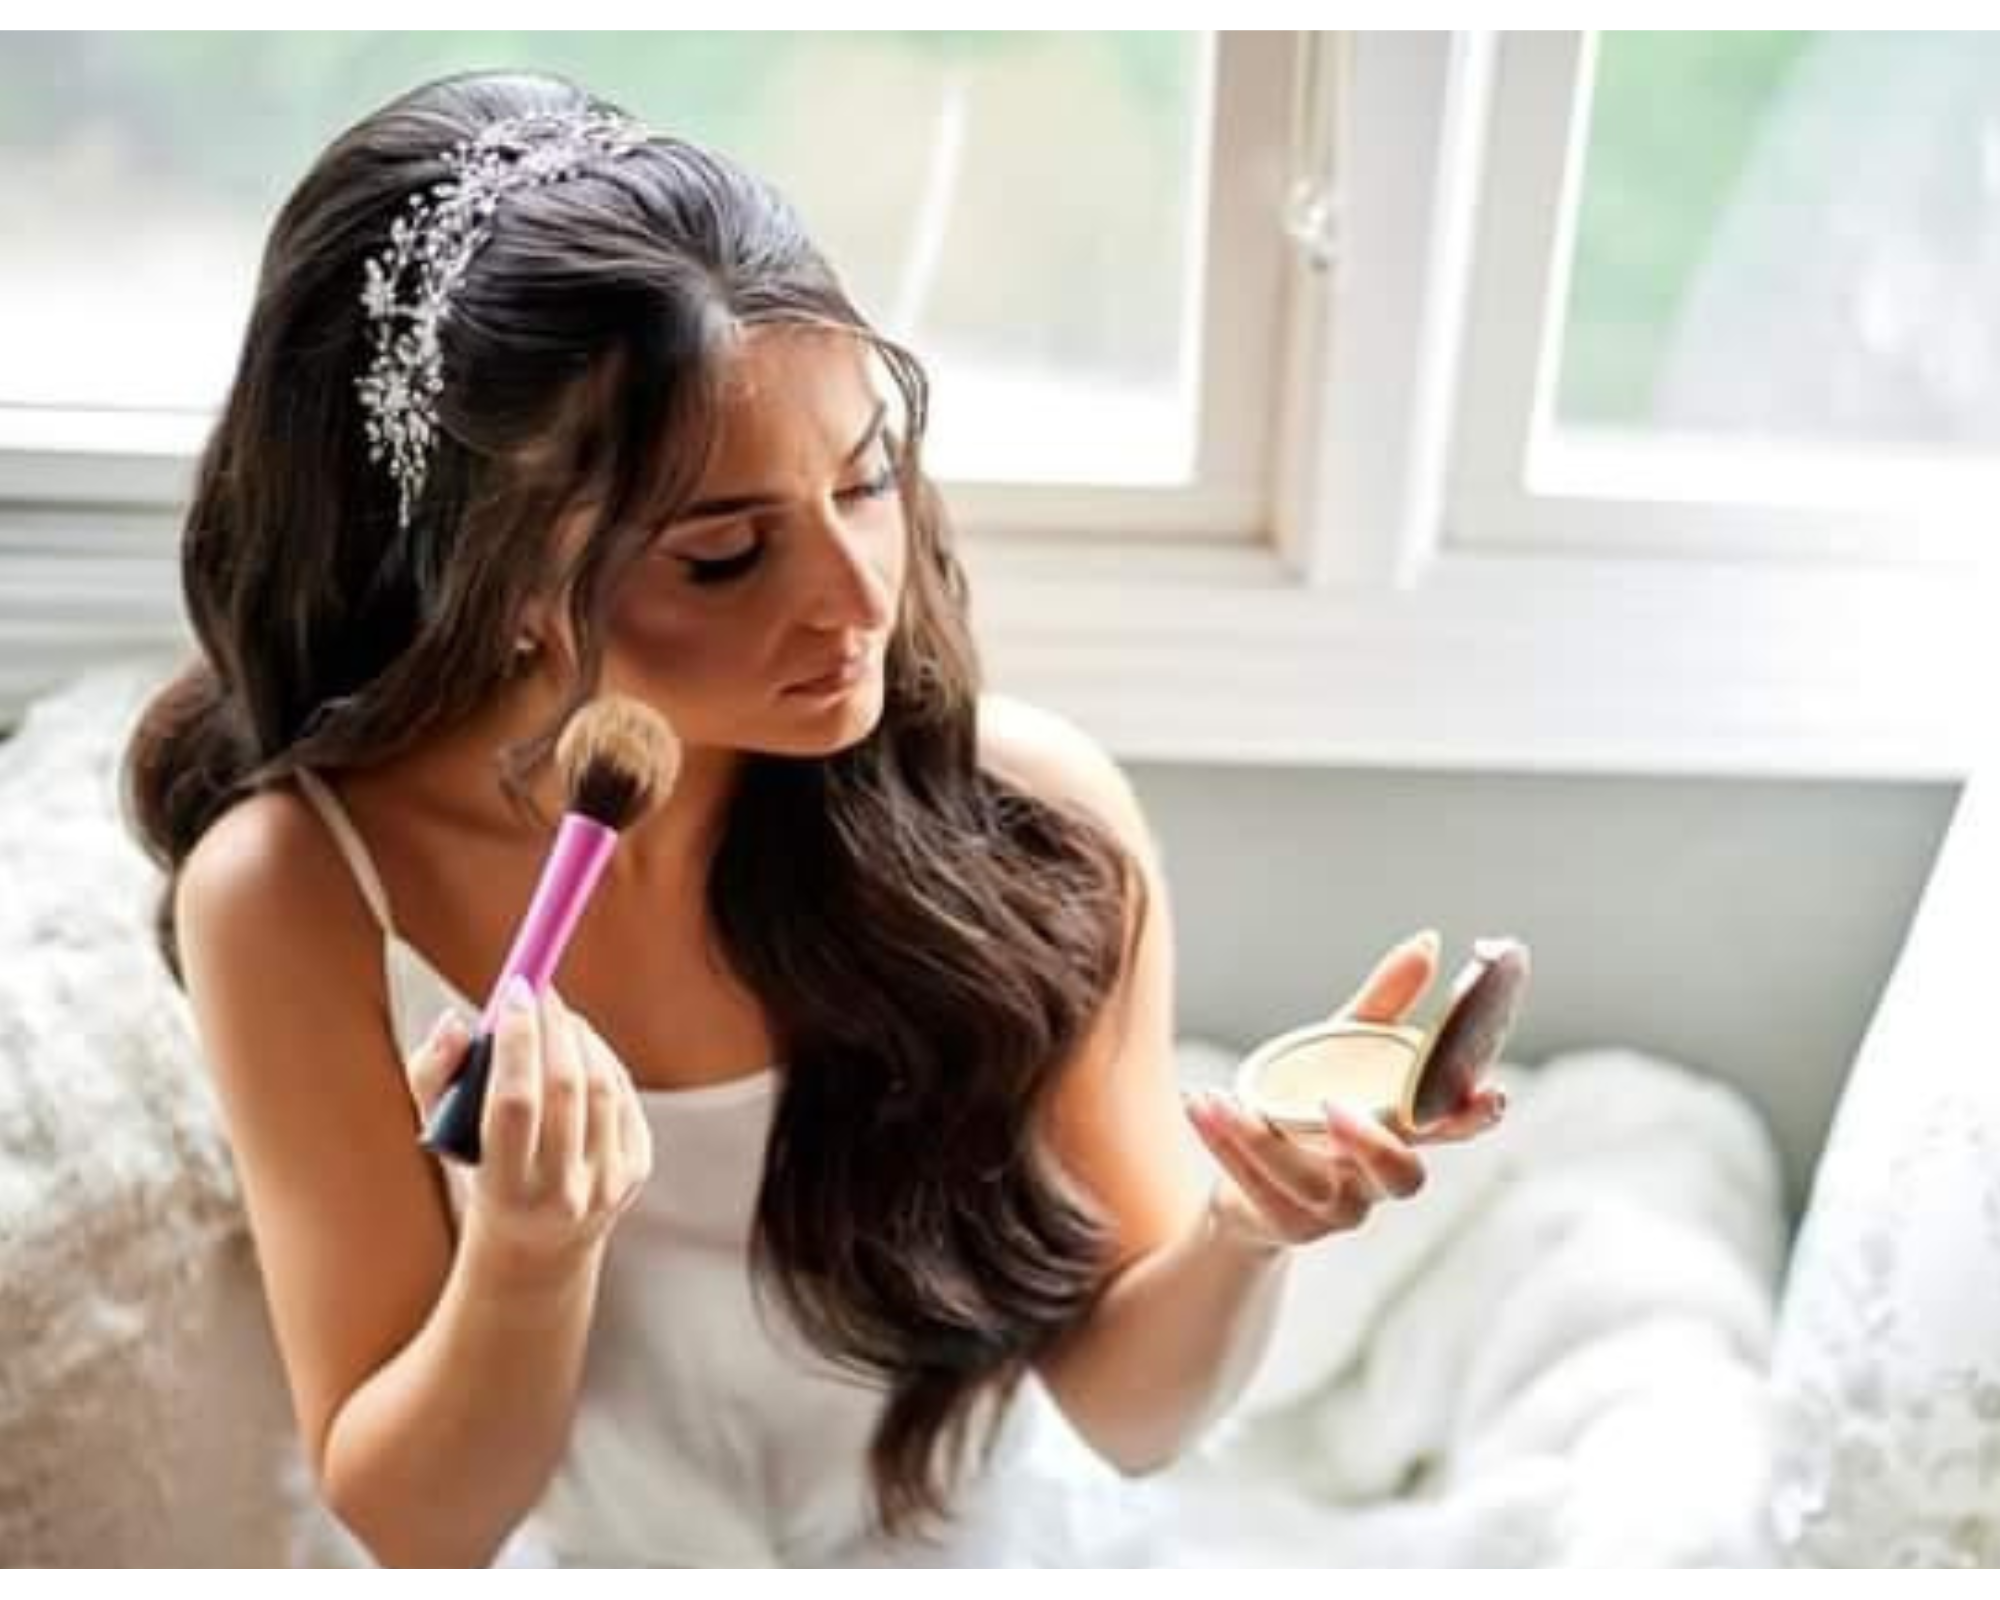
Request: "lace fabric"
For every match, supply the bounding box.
[1767,760,2000,1567]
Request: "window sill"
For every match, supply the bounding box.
[963,532,1987,782]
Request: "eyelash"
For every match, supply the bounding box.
[678,461,899,587]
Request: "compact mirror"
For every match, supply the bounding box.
[1235,938,1531,1135]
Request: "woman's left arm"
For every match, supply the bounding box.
[988,701,1500,1475]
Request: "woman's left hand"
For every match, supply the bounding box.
[1183,931,1508,1254]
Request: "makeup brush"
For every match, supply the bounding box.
[421,693,681,1165]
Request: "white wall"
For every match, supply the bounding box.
[1128,760,1959,1217]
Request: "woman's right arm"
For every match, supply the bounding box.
[175,794,650,1566]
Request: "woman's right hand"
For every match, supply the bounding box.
[406,976,653,1273]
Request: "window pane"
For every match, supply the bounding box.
[0,31,1206,485]
[1554,31,2000,457]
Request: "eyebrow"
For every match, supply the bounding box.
[673,401,890,525]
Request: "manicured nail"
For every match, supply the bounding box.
[503,974,536,1013]
[1408,928,1441,956]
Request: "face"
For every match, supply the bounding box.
[581,326,909,759]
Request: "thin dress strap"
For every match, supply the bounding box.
[293,769,397,936]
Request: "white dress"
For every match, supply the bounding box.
[292,771,1163,1567]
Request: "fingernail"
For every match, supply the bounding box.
[432,1009,464,1045]
[1407,928,1441,956]
[503,974,536,1013]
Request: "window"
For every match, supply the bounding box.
[3,33,1982,777]
[1450,31,2000,562]
[1560,32,2000,457]
[0,31,1294,534]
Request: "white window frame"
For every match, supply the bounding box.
[951,30,1296,540]
[0,35,1295,534]
[1448,31,1997,568]
[3,32,1989,782]
[0,32,1300,724]
[967,30,1988,783]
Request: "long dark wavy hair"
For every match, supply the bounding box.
[121,70,1141,1535]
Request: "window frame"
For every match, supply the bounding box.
[964,30,1986,783]
[1447,30,1994,568]
[0,33,1296,536]
[1,31,1987,782]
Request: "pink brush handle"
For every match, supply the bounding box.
[477,812,618,1028]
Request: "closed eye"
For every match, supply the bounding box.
[839,462,899,505]
[672,454,899,586]
[679,543,765,586]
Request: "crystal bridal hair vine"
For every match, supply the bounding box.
[354,108,650,531]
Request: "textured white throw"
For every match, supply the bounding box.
[0,658,305,1564]
[1154,1053,1786,1563]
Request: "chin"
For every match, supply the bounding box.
[762,675,888,758]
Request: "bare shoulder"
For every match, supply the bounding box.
[176,783,383,1012]
[976,693,1156,866]
[176,780,455,1470]
[180,783,357,930]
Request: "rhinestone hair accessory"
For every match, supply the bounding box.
[355,108,649,530]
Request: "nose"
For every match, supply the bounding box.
[797,504,894,634]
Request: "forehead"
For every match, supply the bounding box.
[701,325,891,474]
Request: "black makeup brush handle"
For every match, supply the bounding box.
[420,1029,497,1165]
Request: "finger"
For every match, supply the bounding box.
[1406,1082,1509,1145]
[483,975,542,1191]
[1323,1101,1427,1199]
[610,1085,652,1215]
[1197,1090,1372,1234]
[538,987,588,1193]
[1335,929,1440,1025]
[406,1009,471,1119]
[574,1014,649,1212]
[624,1092,653,1202]
[1185,1096,1323,1241]
[600,1073,637,1213]
[575,1014,623,1210]
[1204,1091,1345,1213]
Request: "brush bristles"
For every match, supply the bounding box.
[555,695,681,831]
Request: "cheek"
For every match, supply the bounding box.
[603,582,756,697]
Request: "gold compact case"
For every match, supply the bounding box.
[1234,938,1531,1136]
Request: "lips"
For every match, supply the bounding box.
[784,645,870,696]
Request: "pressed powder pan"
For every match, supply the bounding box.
[1234,938,1531,1136]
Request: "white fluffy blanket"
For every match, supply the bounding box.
[0,657,307,1564]
[1150,1042,1787,1565]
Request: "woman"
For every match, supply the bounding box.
[124,69,1504,1566]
